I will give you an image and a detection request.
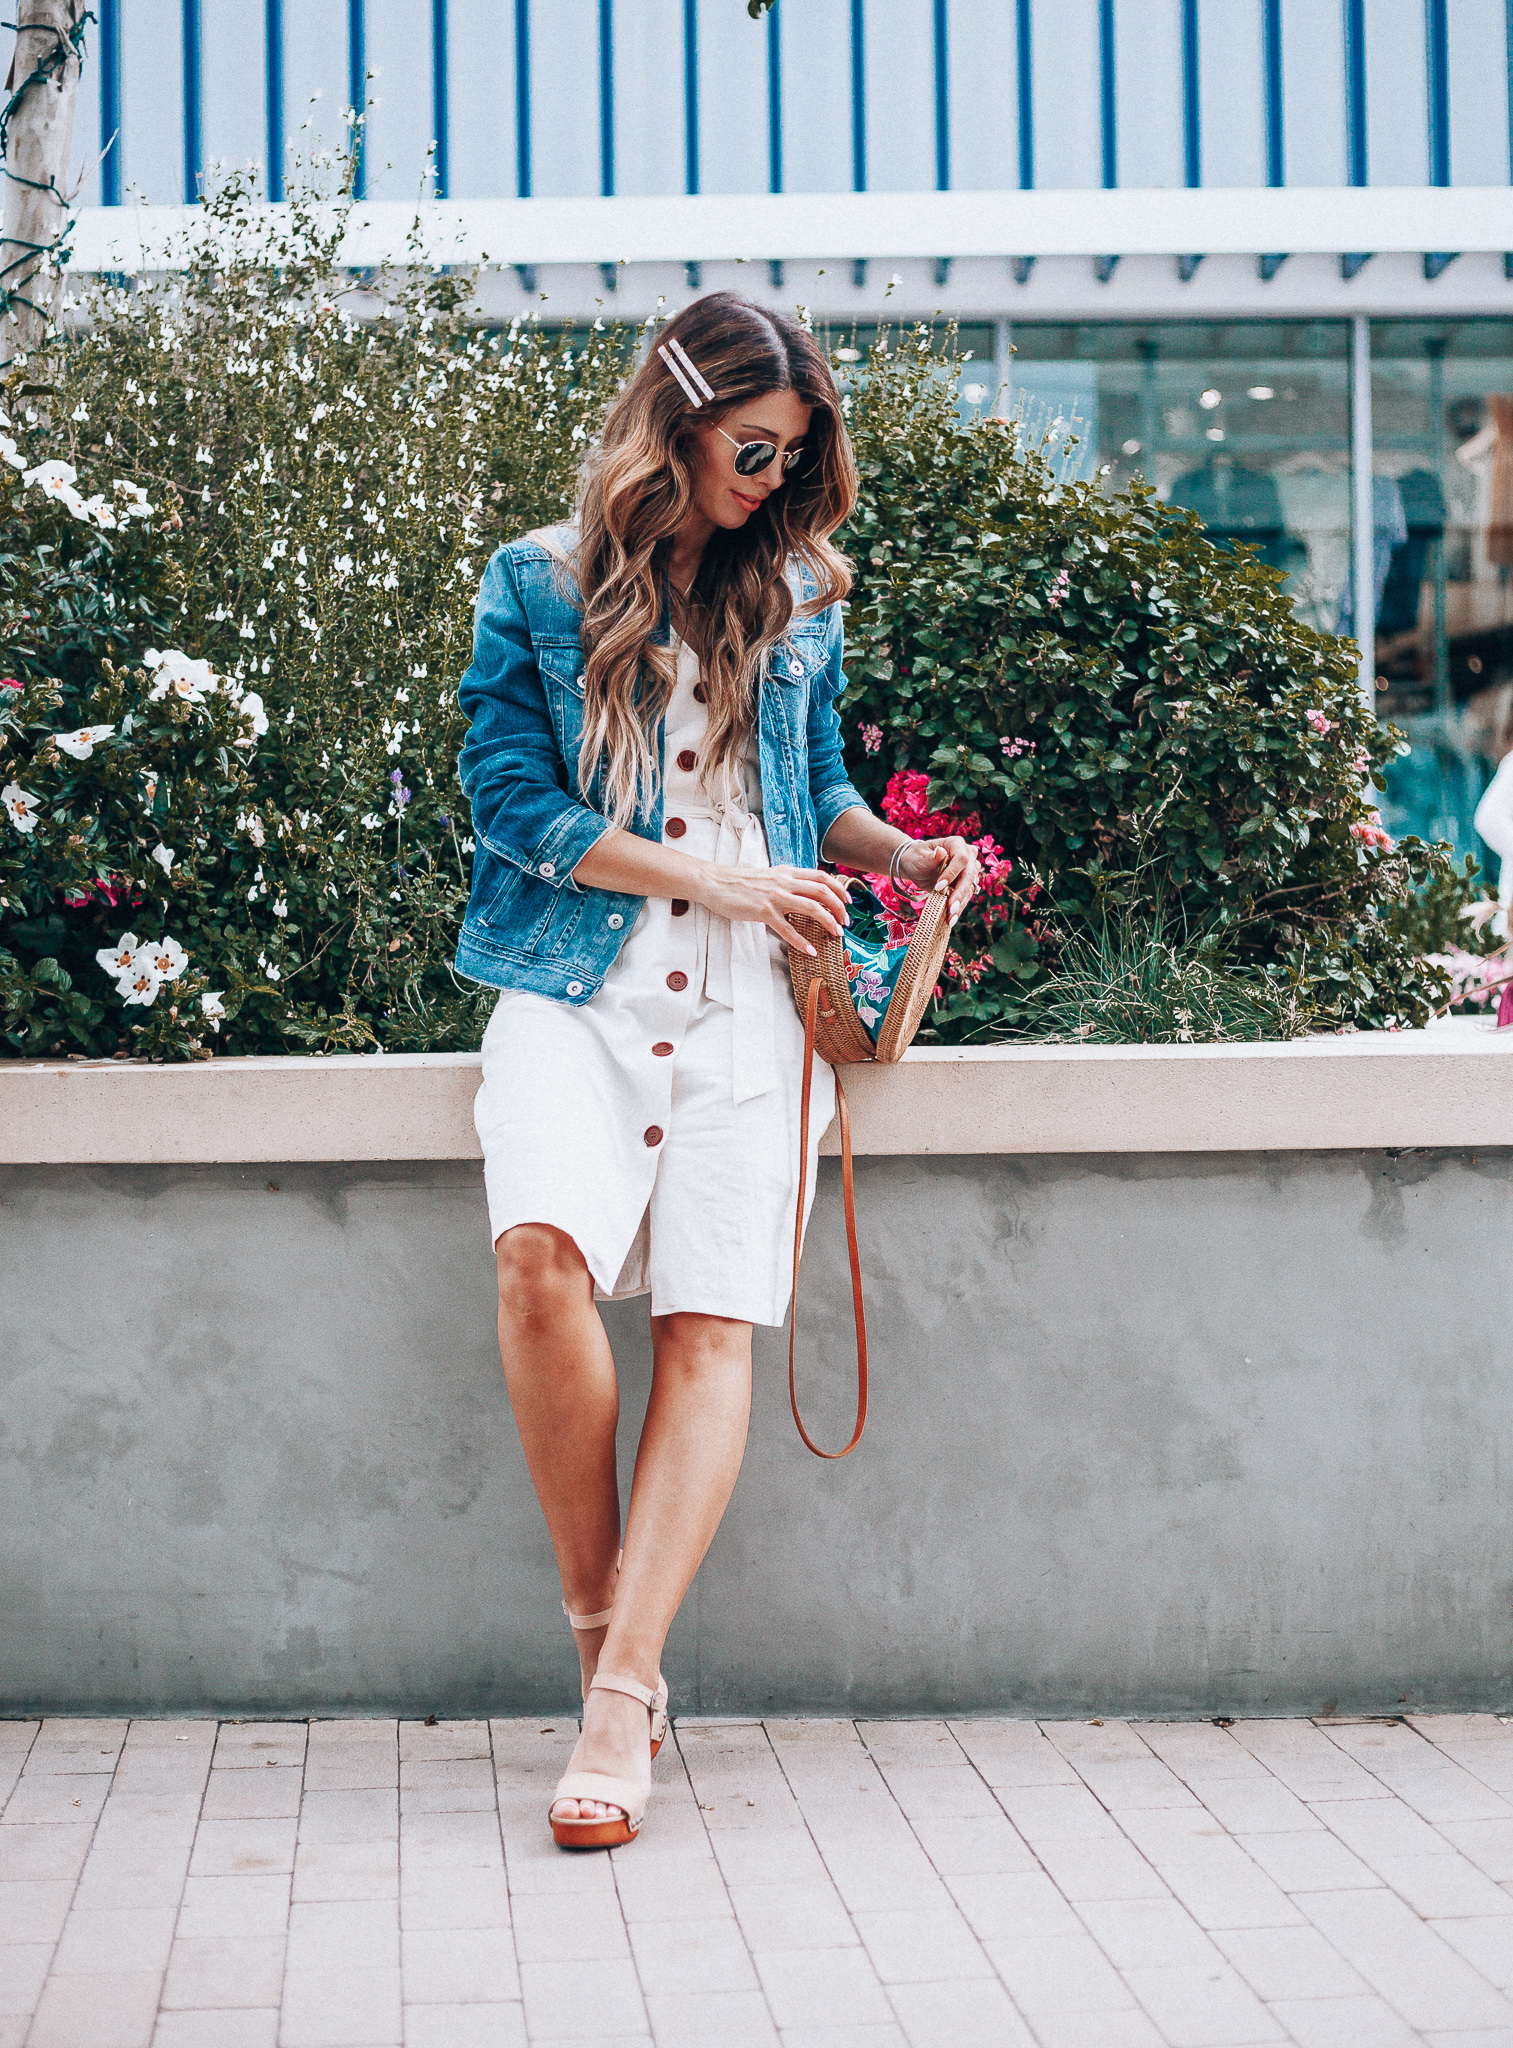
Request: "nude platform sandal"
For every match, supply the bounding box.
[563,1575,669,1760]
[549,1671,661,1850]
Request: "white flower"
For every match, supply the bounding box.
[359,813,383,829]
[0,433,26,472]
[199,990,226,1030]
[77,493,118,529]
[116,962,162,1005]
[272,897,288,918]
[236,691,268,738]
[112,479,155,519]
[2,782,41,832]
[236,809,266,847]
[136,934,188,980]
[144,648,217,704]
[151,843,176,874]
[23,458,77,495]
[53,723,116,760]
[96,933,142,978]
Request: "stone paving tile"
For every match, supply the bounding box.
[211,1722,308,1770]
[884,1975,1038,2046]
[27,1967,163,2048]
[1269,1991,1423,2046]
[399,1925,520,2003]
[27,1714,1513,2043]
[401,2005,527,2048]
[280,1964,403,2048]
[159,1933,286,2009]
[644,1985,778,2044]
[518,1955,648,2038]
[1298,1883,1513,2031]
[152,2011,280,2048]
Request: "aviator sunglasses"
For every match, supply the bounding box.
[658,335,805,479]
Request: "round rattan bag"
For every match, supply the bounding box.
[781,885,952,1463]
[786,883,952,1066]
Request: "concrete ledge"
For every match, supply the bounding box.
[3,1020,1512,1162]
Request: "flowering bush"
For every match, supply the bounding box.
[838,326,1458,1033]
[1,165,627,1058]
[0,176,1464,1055]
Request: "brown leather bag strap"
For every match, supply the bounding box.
[788,975,869,1459]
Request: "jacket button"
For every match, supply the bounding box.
[652,1041,673,1057]
[539,861,556,877]
[676,749,697,771]
[607,913,623,928]
[566,981,584,997]
[665,817,686,839]
[670,899,689,917]
[666,971,688,992]
[693,683,707,703]
[644,1125,664,1146]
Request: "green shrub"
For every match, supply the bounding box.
[839,326,1456,1034]
[3,168,626,1058]
[0,182,1459,1057]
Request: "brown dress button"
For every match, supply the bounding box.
[665,817,687,839]
[666,971,688,992]
[670,898,690,917]
[676,749,697,771]
[644,1125,664,1147]
[693,683,708,704]
[652,1041,673,1057]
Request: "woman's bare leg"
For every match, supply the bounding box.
[552,1310,753,1822]
[496,1225,623,1689]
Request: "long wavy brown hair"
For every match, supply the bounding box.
[572,292,857,826]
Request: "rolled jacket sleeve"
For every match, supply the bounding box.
[457,548,611,889]
[805,599,871,853]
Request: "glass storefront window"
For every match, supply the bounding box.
[1372,322,1513,868]
[1004,323,1353,637]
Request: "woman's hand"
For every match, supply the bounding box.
[896,836,980,923]
[696,863,852,956]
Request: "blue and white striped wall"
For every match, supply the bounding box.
[69,0,1513,211]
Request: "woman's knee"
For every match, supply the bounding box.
[496,1224,591,1327]
[651,1312,752,1381]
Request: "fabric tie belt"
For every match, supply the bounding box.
[698,799,779,1105]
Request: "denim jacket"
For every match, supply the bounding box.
[454,528,870,1001]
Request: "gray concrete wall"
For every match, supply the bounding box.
[2,1150,1510,1720]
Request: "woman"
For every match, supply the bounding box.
[455,293,979,1849]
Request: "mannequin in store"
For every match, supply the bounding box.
[1455,393,1513,572]
[1336,474,1408,638]
[1170,452,1294,573]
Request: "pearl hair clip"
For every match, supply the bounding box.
[658,336,715,409]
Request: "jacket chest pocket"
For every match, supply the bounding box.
[536,640,586,758]
[764,636,822,745]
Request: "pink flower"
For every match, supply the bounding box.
[1046,568,1071,609]
[860,722,882,755]
[1350,816,1392,851]
[1306,709,1333,736]
[999,735,1035,759]
[0,677,20,692]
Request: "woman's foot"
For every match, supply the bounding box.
[550,1682,653,1824]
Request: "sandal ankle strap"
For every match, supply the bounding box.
[588,1670,659,1711]
[562,1549,623,1632]
[562,1600,614,1629]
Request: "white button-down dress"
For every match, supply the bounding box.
[474,639,836,1327]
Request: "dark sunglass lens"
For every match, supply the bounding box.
[734,441,777,477]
